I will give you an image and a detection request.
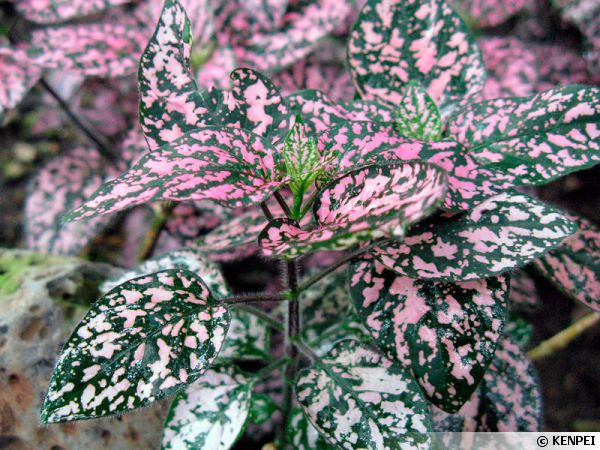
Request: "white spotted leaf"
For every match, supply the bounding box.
[286,406,335,450]
[161,365,253,450]
[350,256,509,412]
[41,269,230,423]
[296,339,432,449]
[373,191,578,282]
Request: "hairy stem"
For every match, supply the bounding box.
[279,259,300,445]
[221,292,286,305]
[528,312,600,361]
[137,203,175,262]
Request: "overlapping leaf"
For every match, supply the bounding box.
[348,0,486,112]
[509,269,541,312]
[25,147,117,255]
[259,162,447,258]
[286,406,335,450]
[317,121,501,211]
[433,337,541,431]
[27,17,146,78]
[394,81,442,141]
[41,269,230,422]
[350,256,508,412]
[138,0,211,150]
[64,127,285,221]
[534,211,600,311]
[296,339,432,449]
[373,191,577,281]
[11,0,127,23]
[161,365,253,450]
[452,0,528,28]
[0,47,42,120]
[448,86,600,189]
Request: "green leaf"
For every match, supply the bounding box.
[504,313,534,349]
[509,269,541,312]
[350,256,509,412]
[250,393,279,426]
[296,339,432,449]
[373,191,578,281]
[41,269,230,423]
[286,406,336,450]
[218,308,271,361]
[433,337,542,431]
[348,0,486,112]
[394,81,442,141]
[283,115,322,201]
[161,365,253,450]
[448,85,600,189]
[534,210,600,311]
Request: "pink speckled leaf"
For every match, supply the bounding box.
[0,47,42,120]
[317,121,501,211]
[448,85,600,189]
[509,270,541,312]
[452,0,528,28]
[138,0,212,150]
[350,255,508,412]
[64,127,285,221]
[296,339,432,449]
[27,17,146,78]
[393,81,442,141]
[11,0,128,23]
[259,162,447,258]
[240,0,357,72]
[373,191,578,281]
[348,0,486,112]
[162,365,253,450]
[24,147,117,255]
[286,89,357,134]
[534,211,600,311]
[433,337,541,431]
[40,269,231,422]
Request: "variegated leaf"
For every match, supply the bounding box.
[218,309,271,361]
[534,211,600,311]
[250,392,279,426]
[394,81,442,141]
[212,68,292,142]
[433,337,541,431]
[452,0,528,28]
[373,191,578,282]
[504,313,533,349]
[283,115,322,200]
[28,17,146,77]
[259,162,447,258]
[11,0,127,23]
[64,127,285,221]
[509,269,541,312]
[286,406,335,450]
[350,256,508,412]
[138,0,211,150]
[41,269,230,422]
[0,47,42,119]
[448,86,600,189]
[161,365,253,450]
[317,121,501,211]
[348,0,486,112]
[25,147,116,255]
[296,339,432,449]
[286,89,357,134]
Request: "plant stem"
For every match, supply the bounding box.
[221,292,286,305]
[274,191,293,218]
[298,189,319,219]
[255,356,291,380]
[261,201,274,220]
[296,245,374,292]
[291,336,319,363]
[137,203,175,261]
[528,312,600,361]
[278,259,300,445]
[234,305,284,332]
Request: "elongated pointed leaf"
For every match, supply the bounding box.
[25,147,116,255]
[28,18,146,77]
[12,0,127,23]
[394,81,442,141]
[317,121,501,211]
[283,116,322,197]
[296,339,432,449]
[65,127,285,221]
[138,0,211,150]
[433,337,541,431]
[448,86,600,189]
[373,191,577,281]
[350,256,508,412]
[534,211,600,311]
[286,406,335,450]
[161,365,253,450]
[259,162,447,258]
[41,269,230,422]
[348,0,486,112]
[0,47,42,118]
